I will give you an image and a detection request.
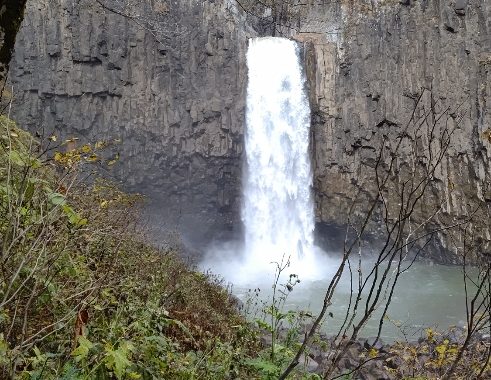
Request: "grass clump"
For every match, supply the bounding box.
[0,115,260,379]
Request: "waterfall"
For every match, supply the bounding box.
[241,37,318,281]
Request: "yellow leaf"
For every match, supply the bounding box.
[54,152,63,162]
[78,218,88,227]
[368,348,378,358]
[87,154,99,162]
[81,144,91,153]
[436,344,446,355]
[425,328,434,342]
[49,135,57,142]
[107,153,119,166]
[95,141,107,149]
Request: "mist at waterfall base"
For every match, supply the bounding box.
[199,37,469,340]
[201,247,470,340]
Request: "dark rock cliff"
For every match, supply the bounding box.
[8,0,491,261]
[296,0,491,262]
[9,0,256,250]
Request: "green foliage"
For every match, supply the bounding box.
[243,258,320,379]
[72,336,93,362]
[0,117,260,379]
[5,117,486,380]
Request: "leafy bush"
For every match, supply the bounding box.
[0,116,259,379]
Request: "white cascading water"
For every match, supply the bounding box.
[240,37,319,282]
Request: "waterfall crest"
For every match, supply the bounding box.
[241,37,318,281]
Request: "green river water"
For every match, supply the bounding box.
[232,260,472,342]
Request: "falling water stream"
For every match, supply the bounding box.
[240,37,321,282]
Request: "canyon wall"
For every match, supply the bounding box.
[9,0,255,249]
[297,0,491,262]
[8,0,491,260]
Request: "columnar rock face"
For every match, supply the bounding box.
[9,0,256,249]
[295,0,491,262]
[9,0,491,261]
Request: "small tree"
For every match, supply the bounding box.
[279,88,485,379]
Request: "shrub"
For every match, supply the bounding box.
[0,116,259,379]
